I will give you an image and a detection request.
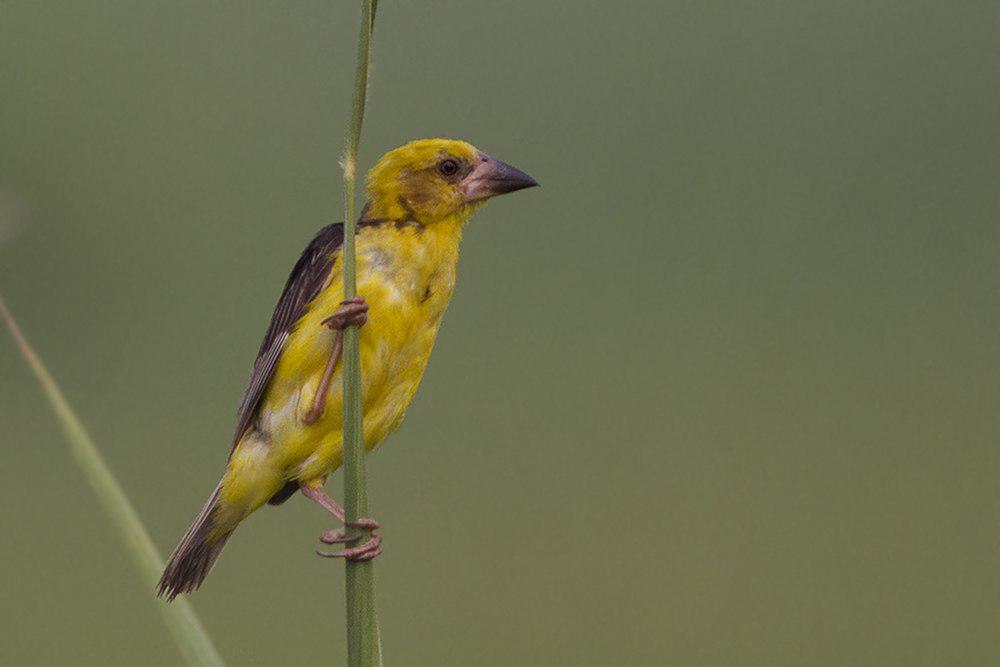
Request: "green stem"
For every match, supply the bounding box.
[0,296,225,667]
[340,1,382,666]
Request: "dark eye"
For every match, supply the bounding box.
[439,159,459,176]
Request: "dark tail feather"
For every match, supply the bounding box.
[157,484,233,601]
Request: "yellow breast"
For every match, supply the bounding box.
[244,217,463,487]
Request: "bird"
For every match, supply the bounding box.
[157,138,537,600]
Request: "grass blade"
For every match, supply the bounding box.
[0,295,225,667]
[340,1,383,665]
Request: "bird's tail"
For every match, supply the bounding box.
[157,484,235,601]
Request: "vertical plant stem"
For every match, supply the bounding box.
[340,1,382,666]
[0,296,225,667]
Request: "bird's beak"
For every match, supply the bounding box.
[459,153,539,203]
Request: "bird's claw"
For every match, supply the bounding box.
[318,528,356,544]
[300,484,381,561]
[317,515,381,563]
[321,296,369,330]
[318,516,380,544]
[317,532,382,562]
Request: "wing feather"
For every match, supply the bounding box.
[229,223,345,454]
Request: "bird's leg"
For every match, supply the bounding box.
[303,335,342,425]
[298,482,382,562]
[303,296,369,425]
[299,482,347,521]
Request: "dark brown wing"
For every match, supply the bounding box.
[229,223,345,454]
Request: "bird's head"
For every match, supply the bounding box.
[364,138,538,225]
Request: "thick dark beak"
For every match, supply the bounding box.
[459,153,539,203]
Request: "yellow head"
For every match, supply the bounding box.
[364,138,538,225]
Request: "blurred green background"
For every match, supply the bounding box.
[2,1,998,665]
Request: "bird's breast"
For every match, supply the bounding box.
[349,228,459,444]
[239,219,465,483]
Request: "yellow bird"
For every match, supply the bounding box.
[157,139,537,600]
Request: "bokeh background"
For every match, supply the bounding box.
[2,2,999,665]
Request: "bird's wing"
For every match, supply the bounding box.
[229,223,345,454]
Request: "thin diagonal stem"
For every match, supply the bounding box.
[0,296,225,667]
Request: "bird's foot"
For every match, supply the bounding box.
[321,296,369,330]
[303,296,369,425]
[317,518,382,562]
[318,516,380,541]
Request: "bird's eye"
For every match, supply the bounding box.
[439,159,459,177]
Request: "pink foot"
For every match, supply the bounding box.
[321,296,368,330]
[317,532,382,562]
[299,483,381,562]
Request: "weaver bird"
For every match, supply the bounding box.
[157,139,537,600]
